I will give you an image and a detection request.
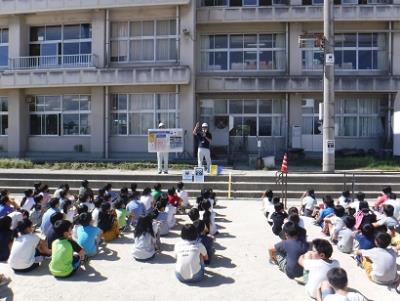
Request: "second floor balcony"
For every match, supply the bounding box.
[9,54,95,70]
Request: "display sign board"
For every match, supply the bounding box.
[327,140,335,154]
[148,128,184,153]
[325,53,335,65]
[194,167,205,183]
[182,170,193,183]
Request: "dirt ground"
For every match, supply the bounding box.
[0,200,399,301]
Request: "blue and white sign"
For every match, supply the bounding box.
[182,170,193,183]
[194,167,205,183]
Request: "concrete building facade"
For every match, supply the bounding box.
[0,0,399,162]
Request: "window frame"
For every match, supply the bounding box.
[0,97,8,136]
[0,28,9,68]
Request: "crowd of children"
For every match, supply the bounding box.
[0,180,219,284]
[264,186,400,300]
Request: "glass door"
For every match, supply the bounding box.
[301,99,323,152]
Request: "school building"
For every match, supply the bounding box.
[0,0,399,163]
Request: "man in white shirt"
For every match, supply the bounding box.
[156,122,169,174]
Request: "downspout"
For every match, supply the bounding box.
[105,9,110,68]
[388,21,392,75]
[176,6,180,64]
[105,86,109,159]
[286,22,289,76]
[286,93,289,151]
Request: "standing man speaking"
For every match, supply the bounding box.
[193,122,212,173]
[157,122,168,174]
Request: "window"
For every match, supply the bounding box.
[200,99,285,137]
[302,32,387,71]
[29,95,91,136]
[111,93,179,136]
[0,97,8,135]
[0,29,8,67]
[335,98,385,137]
[201,33,286,71]
[29,24,92,66]
[110,20,178,63]
[301,99,322,135]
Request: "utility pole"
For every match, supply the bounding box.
[322,0,335,172]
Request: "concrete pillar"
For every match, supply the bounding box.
[91,10,106,68]
[392,22,400,75]
[393,92,400,156]
[90,87,105,158]
[8,15,28,60]
[179,3,196,155]
[289,23,302,76]
[8,89,28,158]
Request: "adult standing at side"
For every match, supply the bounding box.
[157,122,169,174]
[193,122,212,173]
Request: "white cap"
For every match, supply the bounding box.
[201,123,208,128]
[158,122,165,128]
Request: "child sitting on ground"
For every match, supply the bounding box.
[388,226,400,251]
[301,189,317,217]
[355,232,398,285]
[46,212,64,249]
[126,191,145,227]
[167,187,183,213]
[317,268,367,301]
[0,216,14,262]
[270,202,288,239]
[337,215,356,253]
[288,207,305,229]
[155,198,170,236]
[132,215,157,261]
[201,199,217,236]
[188,208,200,223]
[97,202,119,242]
[193,219,214,265]
[114,200,128,232]
[316,196,335,227]
[323,205,345,241]
[8,219,51,273]
[76,212,103,257]
[298,239,340,299]
[268,221,309,279]
[338,190,351,208]
[373,204,398,231]
[49,220,85,278]
[174,224,208,283]
[177,182,190,209]
[354,223,375,251]
[262,189,274,219]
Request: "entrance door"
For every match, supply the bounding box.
[301,99,323,152]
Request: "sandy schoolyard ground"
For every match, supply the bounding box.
[0,199,399,301]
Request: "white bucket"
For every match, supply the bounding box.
[262,156,275,168]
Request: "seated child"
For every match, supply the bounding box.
[262,189,274,219]
[126,191,145,227]
[337,215,356,254]
[355,201,377,230]
[49,220,85,278]
[193,219,214,265]
[0,216,14,262]
[355,232,398,285]
[8,219,51,273]
[30,202,42,228]
[316,196,335,227]
[76,212,102,257]
[155,199,170,236]
[298,239,340,299]
[46,212,64,249]
[388,226,400,251]
[201,200,217,236]
[354,223,375,250]
[270,202,288,238]
[288,213,307,241]
[174,224,208,283]
[288,207,305,229]
[132,215,157,261]
[97,202,119,242]
[167,187,183,211]
[188,208,200,223]
[91,198,103,227]
[114,200,128,231]
[338,190,351,208]
[373,204,398,230]
[177,182,190,209]
[268,221,309,279]
[301,189,317,217]
[20,189,35,212]
[318,268,367,301]
[323,205,345,241]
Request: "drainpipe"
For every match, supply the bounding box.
[286,22,289,76]
[388,21,392,75]
[176,6,180,64]
[105,9,110,68]
[105,86,109,159]
[387,94,392,149]
[285,93,289,151]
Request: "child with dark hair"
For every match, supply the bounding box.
[374,186,392,210]
[177,182,190,209]
[0,196,19,218]
[338,190,351,208]
[356,232,397,285]
[62,199,76,223]
[354,223,375,251]
[98,202,119,242]
[373,204,398,230]
[288,213,307,241]
[318,268,367,301]
[132,215,157,261]
[76,212,102,257]
[8,219,51,273]
[262,189,274,218]
[268,221,309,279]
[323,205,345,240]
[316,196,335,227]
[301,189,317,217]
[354,201,377,230]
[201,199,217,236]
[92,198,103,227]
[174,224,208,283]
[337,215,356,253]
[140,187,153,214]
[30,201,43,227]
[126,191,145,227]
[167,187,183,208]
[119,187,129,205]
[298,239,340,299]
[114,200,128,231]
[155,198,169,236]
[151,183,163,201]
[270,202,288,238]
[46,212,64,249]
[40,198,60,237]
[386,192,400,220]
[20,189,35,211]
[49,220,84,278]
[0,216,13,261]
[188,208,200,222]
[267,197,282,226]
[193,219,214,264]
[288,207,305,229]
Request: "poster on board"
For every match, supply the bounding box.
[148,128,184,153]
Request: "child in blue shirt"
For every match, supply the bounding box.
[126,192,145,227]
[76,212,102,257]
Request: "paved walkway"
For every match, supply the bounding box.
[0,200,399,301]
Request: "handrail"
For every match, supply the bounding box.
[9,54,94,70]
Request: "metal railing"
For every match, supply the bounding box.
[9,54,94,70]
